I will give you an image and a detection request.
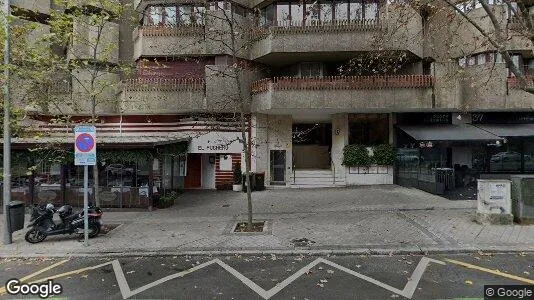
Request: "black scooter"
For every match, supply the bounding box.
[25,203,103,243]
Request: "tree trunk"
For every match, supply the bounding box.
[93,164,100,206]
[242,115,253,231]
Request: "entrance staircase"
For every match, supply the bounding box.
[289,169,346,188]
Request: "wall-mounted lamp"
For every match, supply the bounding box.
[335,128,341,135]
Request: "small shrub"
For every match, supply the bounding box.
[233,166,242,184]
[372,144,396,165]
[342,144,372,167]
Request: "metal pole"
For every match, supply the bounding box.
[83,165,88,246]
[2,0,12,246]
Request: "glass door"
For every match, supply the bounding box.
[270,150,286,184]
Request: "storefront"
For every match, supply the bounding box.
[395,112,534,198]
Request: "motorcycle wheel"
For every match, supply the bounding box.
[25,229,47,243]
[79,223,100,239]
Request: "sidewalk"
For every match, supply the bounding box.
[1,186,533,257]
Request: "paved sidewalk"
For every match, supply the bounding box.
[1,186,533,257]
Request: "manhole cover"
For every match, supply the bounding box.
[291,238,316,247]
[100,223,121,235]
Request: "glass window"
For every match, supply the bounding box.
[364,1,378,20]
[263,4,276,26]
[305,2,321,24]
[147,6,163,25]
[320,1,333,21]
[349,1,363,20]
[334,1,348,20]
[489,140,522,172]
[301,62,323,77]
[525,140,534,172]
[276,2,291,24]
[164,6,177,26]
[291,2,304,24]
[179,5,192,25]
[348,114,389,145]
[477,53,486,65]
[193,6,205,25]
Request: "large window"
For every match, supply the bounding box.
[261,0,379,26]
[143,2,248,26]
[348,114,389,145]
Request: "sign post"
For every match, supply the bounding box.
[74,126,96,247]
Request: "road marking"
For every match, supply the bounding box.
[445,259,534,285]
[111,257,445,299]
[2,257,445,299]
[0,259,69,295]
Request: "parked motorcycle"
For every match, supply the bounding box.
[25,203,103,243]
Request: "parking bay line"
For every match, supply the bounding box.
[0,259,69,295]
[445,258,534,285]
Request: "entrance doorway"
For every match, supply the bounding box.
[184,153,202,188]
[292,123,332,169]
[270,150,286,184]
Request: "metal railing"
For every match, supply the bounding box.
[251,19,381,39]
[123,78,205,92]
[251,75,435,94]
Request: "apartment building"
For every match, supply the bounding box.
[6,0,534,207]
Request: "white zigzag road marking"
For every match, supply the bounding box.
[28,256,446,299]
[109,257,445,299]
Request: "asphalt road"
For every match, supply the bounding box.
[0,253,533,299]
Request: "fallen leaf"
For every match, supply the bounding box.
[465,280,473,285]
[524,271,530,275]
[126,270,135,274]
[327,270,334,274]
[317,283,324,288]
[318,267,324,270]
[320,279,328,283]
[81,274,88,279]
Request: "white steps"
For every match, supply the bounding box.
[290,169,346,188]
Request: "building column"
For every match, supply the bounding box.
[331,113,348,180]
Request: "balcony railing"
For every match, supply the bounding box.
[251,19,381,39]
[137,24,204,37]
[123,78,204,92]
[507,75,534,89]
[251,75,435,94]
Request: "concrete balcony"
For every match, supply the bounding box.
[250,4,423,63]
[12,0,50,14]
[120,78,205,114]
[251,75,435,113]
[133,25,205,60]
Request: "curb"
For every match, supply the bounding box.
[1,246,533,258]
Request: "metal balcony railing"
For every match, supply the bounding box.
[251,75,435,94]
[137,24,204,37]
[251,19,381,39]
[507,75,534,89]
[123,78,204,92]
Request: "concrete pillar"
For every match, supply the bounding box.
[267,115,293,185]
[331,113,348,180]
[250,114,269,174]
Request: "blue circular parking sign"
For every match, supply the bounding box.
[76,133,95,153]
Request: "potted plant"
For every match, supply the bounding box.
[233,166,243,192]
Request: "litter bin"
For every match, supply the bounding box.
[8,201,25,233]
[255,172,265,191]
[242,172,256,192]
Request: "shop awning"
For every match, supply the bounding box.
[397,124,503,141]
[474,124,534,137]
[7,133,190,147]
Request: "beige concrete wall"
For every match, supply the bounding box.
[120,88,205,114]
[331,113,348,180]
[48,69,120,115]
[12,0,50,14]
[133,28,205,60]
[432,62,462,110]
[252,87,434,113]
[253,114,292,184]
[68,16,120,64]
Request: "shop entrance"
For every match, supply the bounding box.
[292,123,332,169]
[184,153,202,188]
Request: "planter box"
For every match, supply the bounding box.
[346,165,394,185]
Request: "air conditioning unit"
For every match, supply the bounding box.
[510,175,534,224]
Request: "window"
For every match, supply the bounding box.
[301,62,323,77]
[348,114,389,145]
[320,1,333,21]
[164,7,177,26]
[363,0,378,20]
[179,5,193,25]
[262,4,276,26]
[305,1,321,24]
[334,1,349,20]
[146,6,163,25]
[525,140,534,172]
[276,2,291,24]
[291,2,305,24]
